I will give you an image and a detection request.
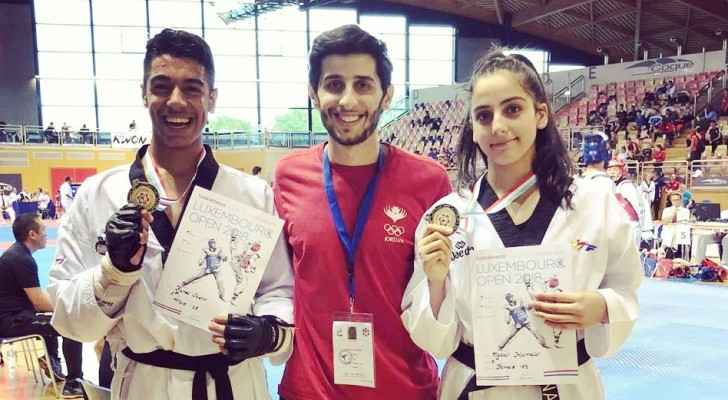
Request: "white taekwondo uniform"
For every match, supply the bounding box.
[48,145,294,400]
[401,176,642,400]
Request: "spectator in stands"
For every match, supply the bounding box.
[666,172,682,192]
[653,143,666,173]
[44,122,58,144]
[0,121,8,143]
[701,106,718,126]
[587,110,603,125]
[676,90,691,106]
[78,124,91,144]
[627,104,637,123]
[617,145,629,163]
[659,118,676,146]
[666,80,676,103]
[616,104,627,130]
[708,121,722,156]
[720,89,728,116]
[422,110,431,127]
[688,128,702,164]
[0,214,84,397]
[61,122,71,143]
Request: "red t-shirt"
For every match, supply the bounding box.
[274,143,451,400]
[653,149,666,162]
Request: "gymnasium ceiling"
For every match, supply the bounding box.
[386,0,728,60]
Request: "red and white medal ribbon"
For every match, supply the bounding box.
[485,172,537,214]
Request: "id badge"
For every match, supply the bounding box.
[332,312,375,388]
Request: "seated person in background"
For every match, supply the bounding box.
[44,122,58,144]
[78,124,91,144]
[0,121,7,142]
[0,214,84,397]
[721,89,728,116]
[61,122,71,143]
[666,172,682,192]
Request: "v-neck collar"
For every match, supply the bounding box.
[129,144,220,264]
[465,175,566,248]
[478,178,557,247]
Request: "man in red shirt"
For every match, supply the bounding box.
[274,25,451,399]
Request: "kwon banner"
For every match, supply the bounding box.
[111,131,150,148]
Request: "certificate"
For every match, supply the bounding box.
[153,186,284,330]
[471,245,578,386]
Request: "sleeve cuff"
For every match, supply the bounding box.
[267,327,294,365]
[50,267,124,342]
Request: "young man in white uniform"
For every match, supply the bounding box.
[59,176,74,213]
[48,29,294,400]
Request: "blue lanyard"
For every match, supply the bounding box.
[323,145,385,304]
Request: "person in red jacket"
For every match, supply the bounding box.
[273,25,450,400]
[653,143,666,174]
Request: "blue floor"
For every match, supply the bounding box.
[5,226,728,399]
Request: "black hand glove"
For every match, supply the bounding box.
[223,314,292,364]
[105,204,145,272]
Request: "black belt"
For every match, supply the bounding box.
[451,339,590,400]
[122,348,239,400]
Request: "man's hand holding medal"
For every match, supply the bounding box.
[103,181,157,274]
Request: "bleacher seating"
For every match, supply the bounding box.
[557,70,723,127]
[380,99,467,169]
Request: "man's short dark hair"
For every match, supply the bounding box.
[13,213,41,242]
[64,176,71,182]
[143,28,215,89]
[309,24,392,91]
[252,166,262,175]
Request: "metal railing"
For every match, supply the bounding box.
[689,159,728,188]
[0,125,336,150]
[552,75,586,112]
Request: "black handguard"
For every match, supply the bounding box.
[105,203,146,272]
[223,314,294,364]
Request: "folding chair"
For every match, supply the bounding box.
[0,334,61,398]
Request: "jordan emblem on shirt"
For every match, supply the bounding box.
[383,205,407,244]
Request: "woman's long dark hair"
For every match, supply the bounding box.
[456,47,574,209]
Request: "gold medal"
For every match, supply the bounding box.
[127,180,160,212]
[427,204,460,235]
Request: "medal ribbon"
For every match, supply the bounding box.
[485,172,537,214]
[323,145,385,307]
[142,149,205,210]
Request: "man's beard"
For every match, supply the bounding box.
[320,104,385,147]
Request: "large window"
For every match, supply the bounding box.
[409,25,455,89]
[32,2,456,133]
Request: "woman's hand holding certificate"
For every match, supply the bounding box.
[531,290,608,330]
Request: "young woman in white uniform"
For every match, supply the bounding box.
[401,49,643,400]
